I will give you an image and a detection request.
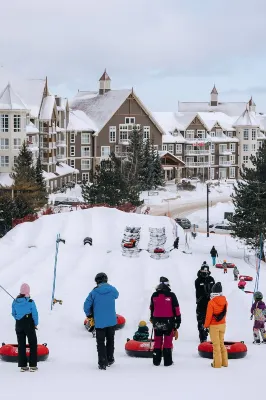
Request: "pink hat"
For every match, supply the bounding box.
[20,283,30,297]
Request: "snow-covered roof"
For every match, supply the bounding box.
[0,83,28,111]
[42,163,79,181]
[152,112,184,133]
[178,101,248,117]
[233,109,260,127]
[26,122,39,134]
[197,112,235,131]
[67,109,97,132]
[70,89,131,132]
[158,151,185,165]
[162,133,186,144]
[39,95,55,120]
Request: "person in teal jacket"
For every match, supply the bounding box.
[84,272,119,370]
[12,283,38,372]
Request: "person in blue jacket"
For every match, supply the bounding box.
[84,272,119,370]
[12,283,39,372]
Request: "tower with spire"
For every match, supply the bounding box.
[99,69,111,95]
[248,96,256,112]
[210,85,218,106]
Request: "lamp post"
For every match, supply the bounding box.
[207,183,211,237]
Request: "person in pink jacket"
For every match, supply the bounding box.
[238,277,246,291]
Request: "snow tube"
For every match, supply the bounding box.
[216,263,235,269]
[198,341,247,359]
[0,343,49,362]
[83,314,126,331]
[125,339,154,358]
[239,275,253,282]
[123,242,135,248]
[154,248,165,254]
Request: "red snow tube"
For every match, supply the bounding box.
[124,242,135,248]
[83,314,126,331]
[239,275,253,282]
[216,263,235,269]
[154,248,165,254]
[125,339,154,358]
[198,341,247,359]
[0,343,49,362]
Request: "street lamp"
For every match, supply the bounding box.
[207,183,211,238]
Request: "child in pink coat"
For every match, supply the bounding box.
[238,277,246,290]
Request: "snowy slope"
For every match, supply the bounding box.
[0,208,265,400]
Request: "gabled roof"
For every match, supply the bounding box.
[39,95,56,120]
[0,83,28,110]
[67,110,97,132]
[159,151,185,166]
[211,85,218,95]
[233,108,260,127]
[99,69,111,81]
[178,101,248,116]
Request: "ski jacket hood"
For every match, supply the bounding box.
[84,283,119,329]
[12,297,39,326]
[204,295,227,328]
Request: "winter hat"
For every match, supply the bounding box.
[210,282,222,298]
[160,276,170,285]
[138,321,147,327]
[20,283,30,297]
[254,291,263,301]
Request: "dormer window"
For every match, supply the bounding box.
[125,117,135,124]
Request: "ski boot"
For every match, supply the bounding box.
[253,340,261,345]
[163,348,173,367]
[153,349,162,366]
[20,367,29,372]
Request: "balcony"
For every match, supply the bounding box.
[185,137,209,142]
[219,161,232,166]
[115,151,129,158]
[40,142,49,149]
[41,157,53,164]
[185,149,210,156]
[119,139,129,145]
[219,149,232,155]
[81,152,91,157]
[56,154,67,161]
[186,162,210,167]
[56,140,67,147]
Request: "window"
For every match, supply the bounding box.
[229,167,235,179]
[162,144,167,151]
[70,133,75,143]
[229,143,236,152]
[243,144,249,152]
[13,138,21,150]
[197,130,206,138]
[210,168,215,180]
[14,156,17,164]
[143,126,150,140]
[81,133,90,144]
[210,131,215,137]
[0,156,9,167]
[252,129,256,140]
[258,141,262,149]
[211,143,215,153]
[0,115,8,132]
[81,159,90,170]
[230,155,235,164]
[219,144,228,153]
[14,115,21,132]
[119,125,128,142]
[227,131,233,137]
[251,143,256,152]
[211,155,215,164]
[243,155,249,164]
[81,146,90,157]
[115,145,120,155]
[125,117,135,124]
[216,129,223,137]
[101,146,110,158]
[70,159,75,168]
[185,130,194,139]
[82,173,90,182]
[70,146,75,156]
[176,144,182,153]
[0,138,9,149]
[243,129,249,140]
[109,126,116,143]
[168,144,174,154]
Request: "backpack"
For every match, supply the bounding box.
[213,305,227,322]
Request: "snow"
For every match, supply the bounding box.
[26,122,39,134]
[55,162,79,176]
[187,201,234,229]
[178,100,248,117]
[68,109,97,132]
[0,173,13,186]
[0,205,264,399]
[70,89,131,132]
[233,109,260,127]
[39,96,55,121]
[0,83,28,110]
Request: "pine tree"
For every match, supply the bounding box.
[139,137,154,190]
[231,142,266,248]
[10,141,35,185]
[35,154,47,207]
[152,145,164,188]
[124,127,144,189]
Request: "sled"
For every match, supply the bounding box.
[122,248,141,258]
[150,248,170,260]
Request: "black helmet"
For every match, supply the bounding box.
[254,291,263,301]
[95,273,108,284]
[203,261,207,265]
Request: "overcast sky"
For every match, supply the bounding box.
[1,0,266,112]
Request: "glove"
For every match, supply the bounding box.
[150,318,154,325]
[88,317,94,327]
[174,330,178,340]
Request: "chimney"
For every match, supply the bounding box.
[99,69,111,95]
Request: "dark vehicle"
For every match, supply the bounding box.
[175,218,191,230]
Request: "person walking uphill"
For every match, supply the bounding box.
[11,283,38,372]
[204,282,228,368]
[210,246,218,266]
[150,276,181,367]
[195,265,215,343]
[84,273,119,370]
[250,291,266,344]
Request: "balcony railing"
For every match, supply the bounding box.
[27,142,38,149]
[119,139,129,145]
[56,140,66,146]
[185,137,209,142]
[219,161,232,166]
[56,154,67,160]
[41,157,53,164]
[81,152,91,157]
[219,150,232,155]
[185,150,210,155]
[186,162,210,167]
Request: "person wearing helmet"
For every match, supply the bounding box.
[251,292,266,344]
[84,273,119,370]
[238,277,246,290]
[204,282,228,368]
[233,266,239,281]
[150,276,181,367]
[195,265,215,342]
[222,260,227,274]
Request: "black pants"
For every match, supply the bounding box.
[196,303,208,342]
[16,315,37,367]
[96,326,115,366]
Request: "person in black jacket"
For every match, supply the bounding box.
[150,277,181,367]
[210,246,218,266]
[195,265,215,343]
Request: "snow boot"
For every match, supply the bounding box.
[163,348,173,367]
[98,364,106,370]
[107,358,115,367]
[253,340,261,345]
[263,340,266,344]
[153,349,162,366]
[29,367,38,372]
[20,367,29,372]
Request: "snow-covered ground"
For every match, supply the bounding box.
[187,201,235,229]
[0,207,264,399]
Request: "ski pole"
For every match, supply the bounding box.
[0,285,15,300]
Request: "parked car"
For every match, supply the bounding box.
[175,218,191,230]
[210,224,232,234]
[190,177,200,183]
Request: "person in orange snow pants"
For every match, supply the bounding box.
[204,282,228,368]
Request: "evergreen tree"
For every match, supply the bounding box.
[35,154,47,207]
[10,141,35,185]
[124,126,144,188]
[152,144,164,188]
[231,142,266,248]
[139,137,154,190]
